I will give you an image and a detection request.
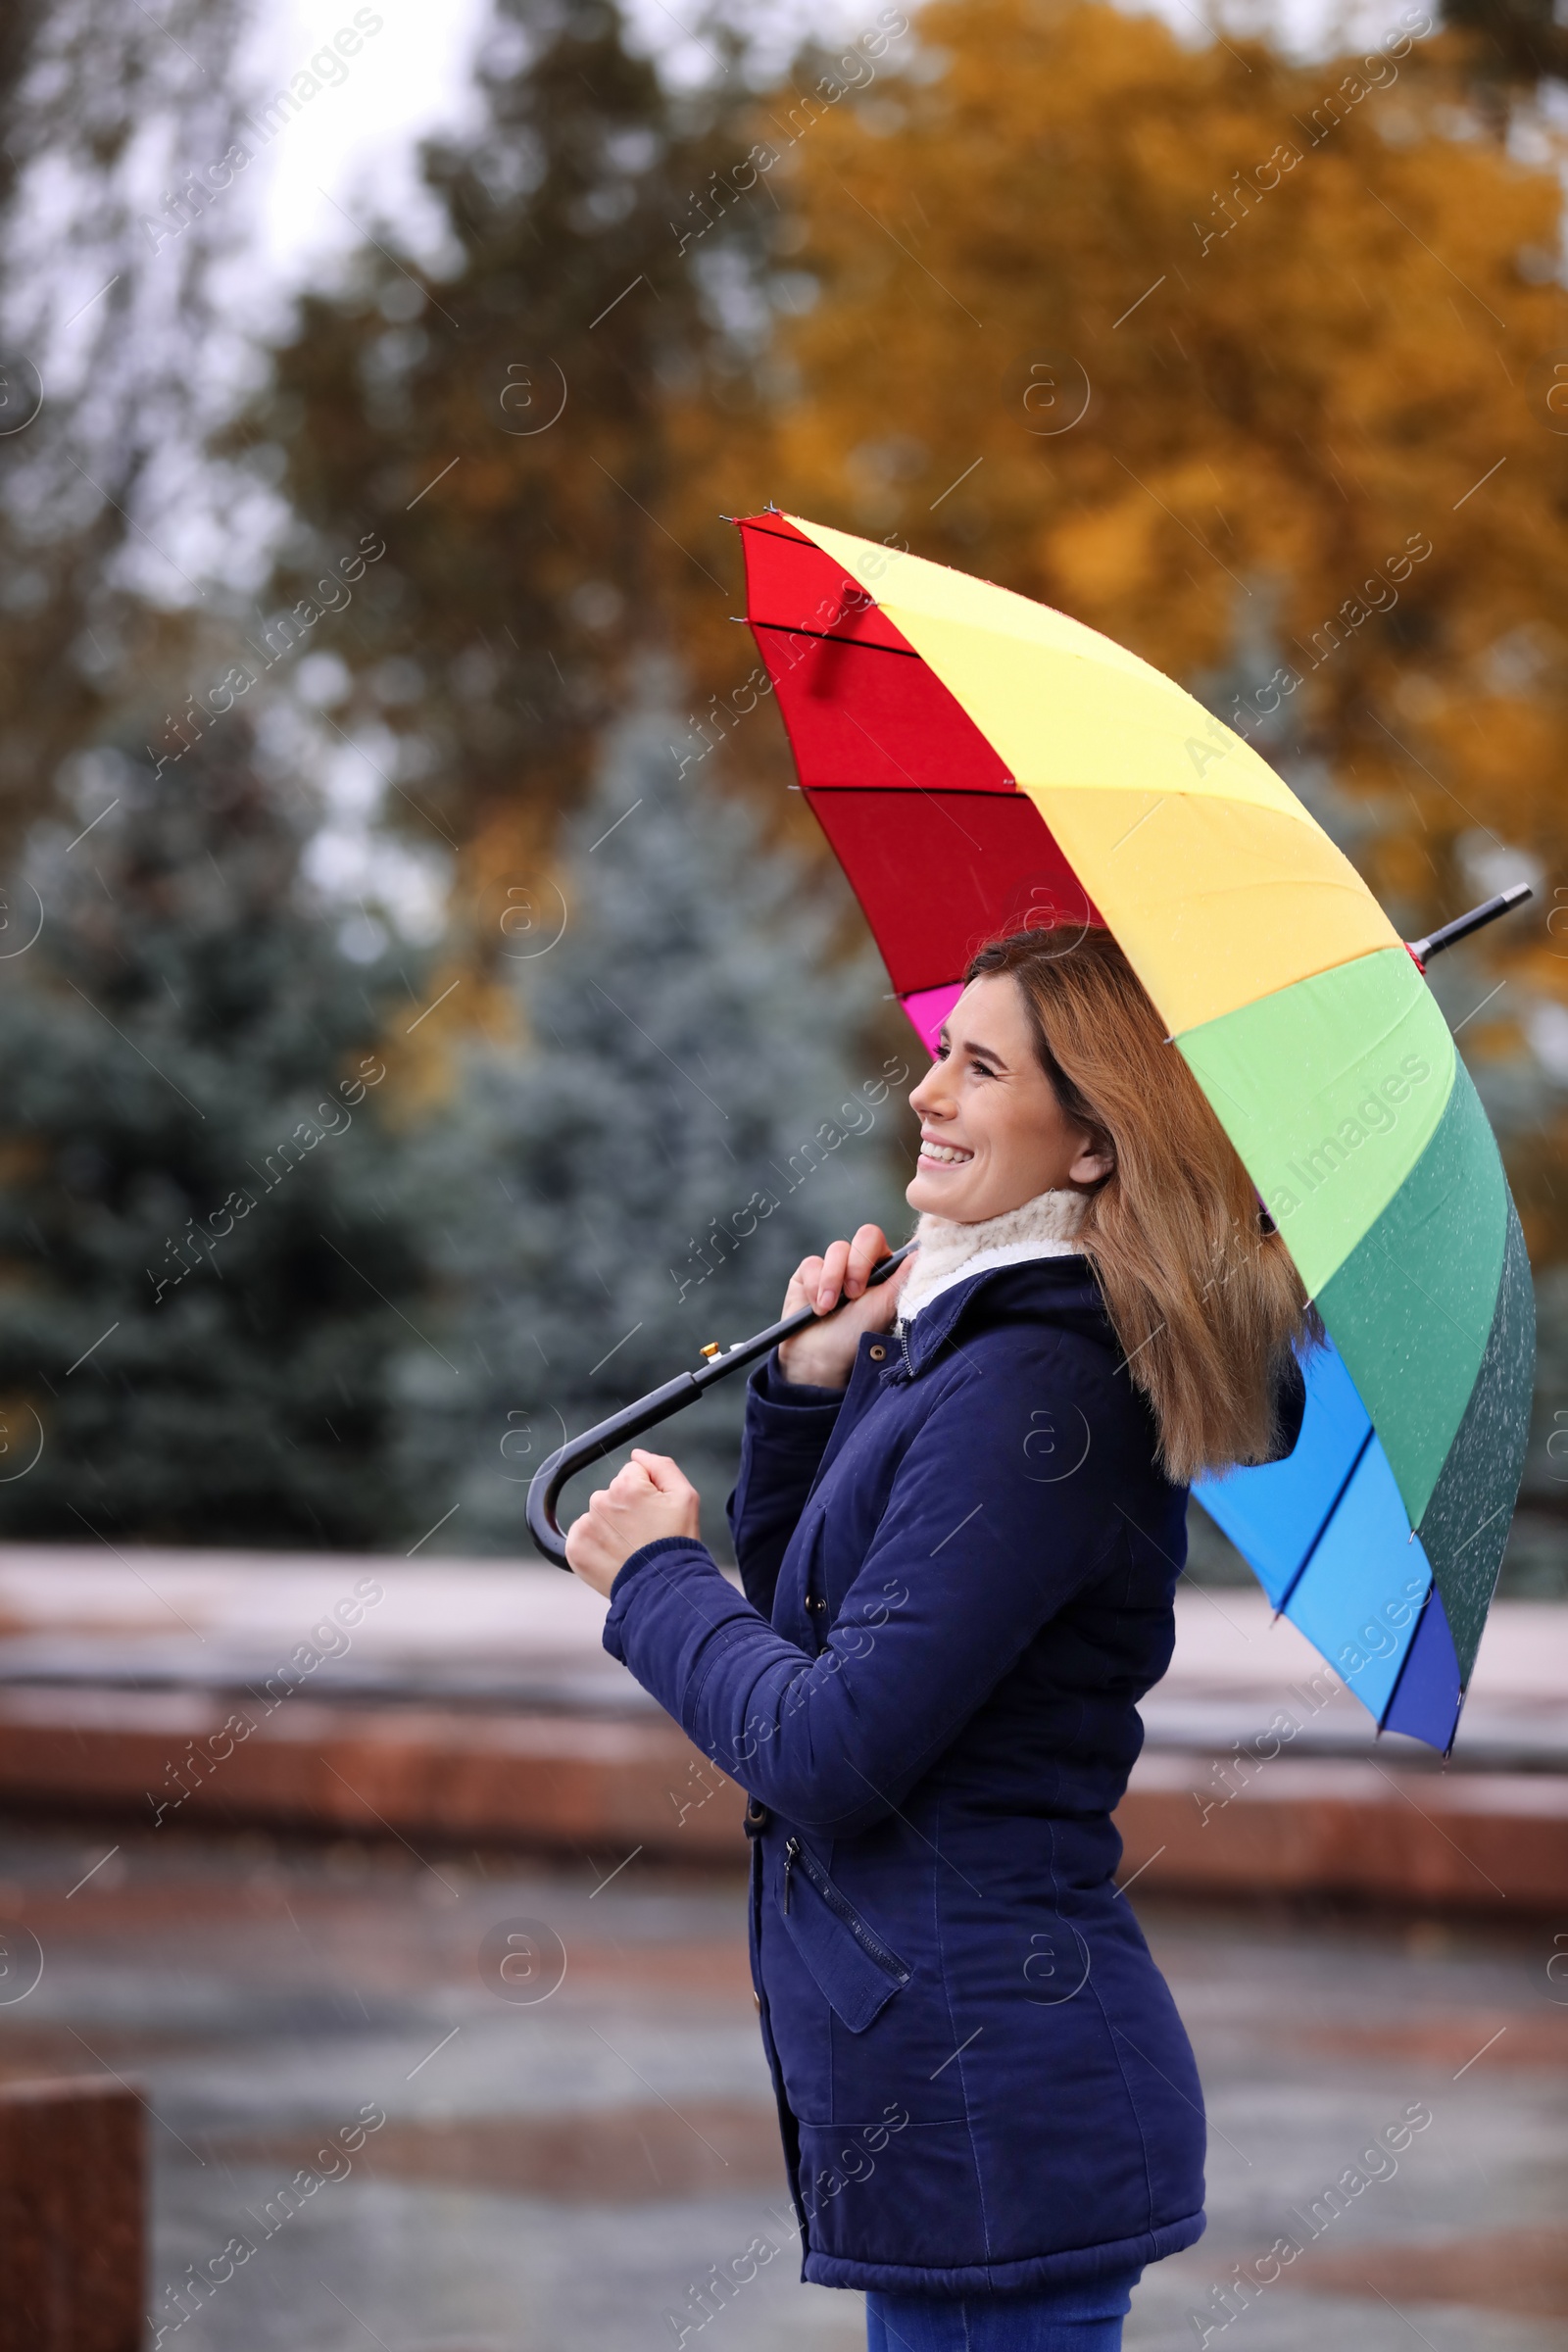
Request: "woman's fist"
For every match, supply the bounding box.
[776,1223,909,1391]
[564,1450,701,1596]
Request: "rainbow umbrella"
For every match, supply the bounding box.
[736,509,1535,1753]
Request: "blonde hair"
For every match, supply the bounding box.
[965,927,1318,1484]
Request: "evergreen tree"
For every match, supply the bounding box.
[0,719,434,1545]
[396,684,907,1555]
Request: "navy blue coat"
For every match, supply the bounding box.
[603,1254,1220,2295]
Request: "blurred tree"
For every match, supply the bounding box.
[224,0,775,890]
[0,719,435,1545]
[394,678,907,1555]
[754,0,1568,1254]
[1438,0,1568,95]
[0,0,252,845]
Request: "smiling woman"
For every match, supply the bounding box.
[906,970,1112,1223]
[566,924,1315,2352]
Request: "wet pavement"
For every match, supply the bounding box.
[0,1818,1564,2352]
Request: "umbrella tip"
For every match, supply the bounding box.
[1407,882,1535,966]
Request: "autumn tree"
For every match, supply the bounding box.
[222,0,781,891]
[746,0,1568,1251]
[1438,0,1568,97]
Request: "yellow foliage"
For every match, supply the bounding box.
[1047,496,1165,607]
[734,0,1568,944]
[657,0,1568,1250]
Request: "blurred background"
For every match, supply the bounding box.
[1,0,1567,2346]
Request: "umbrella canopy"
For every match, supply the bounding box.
[737,509,1535,1753]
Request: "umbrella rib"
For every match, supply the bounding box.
[842,710,988,850]
[1272,1424,1376,1618]
[750,616,919,658]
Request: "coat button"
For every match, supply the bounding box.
[868,1343,886,1361]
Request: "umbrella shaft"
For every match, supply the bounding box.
[525,1241,915,1567]
[1407,884,1532,965]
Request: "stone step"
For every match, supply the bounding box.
[0,1687,743,1861]
[2,1684,1565,1908]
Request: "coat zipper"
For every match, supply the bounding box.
[783,1838,910,1983]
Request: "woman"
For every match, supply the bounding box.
[566,927,1313,2352]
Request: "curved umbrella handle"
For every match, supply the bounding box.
[526,1242,914,1568]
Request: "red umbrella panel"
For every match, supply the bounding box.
[739,513,1102,1051]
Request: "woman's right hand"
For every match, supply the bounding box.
[776,1224,909,1390]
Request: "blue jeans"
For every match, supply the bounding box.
[865,2267,1142,2352]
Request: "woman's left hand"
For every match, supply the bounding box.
[564,1449,702,1596]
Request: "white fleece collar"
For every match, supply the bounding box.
[897,1188,1091,1323]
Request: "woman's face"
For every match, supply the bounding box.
[906,973,1113,1224]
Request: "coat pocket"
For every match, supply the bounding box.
[779,1838,911,2034]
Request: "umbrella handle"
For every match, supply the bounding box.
[525,1241,916,1569]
